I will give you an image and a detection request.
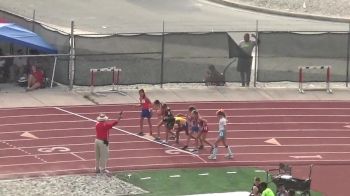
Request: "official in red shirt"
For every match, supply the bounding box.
[95,112,122,173]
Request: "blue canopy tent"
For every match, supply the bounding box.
[0,23,57,53]
[0,23,59,87]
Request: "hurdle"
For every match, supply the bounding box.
[298,65,332,94]
[90,66,126,96]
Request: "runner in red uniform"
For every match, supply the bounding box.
[198,118,213,150]
[137,89,152,136]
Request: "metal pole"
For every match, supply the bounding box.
[69,21,75,90]
[50,56,57,88]
[32,10,36,32]
[253,20,259,87]
[160,21,165,88]
[346,23,350,87]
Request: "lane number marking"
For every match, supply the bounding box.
[37,147,71,153]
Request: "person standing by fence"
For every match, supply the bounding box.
[237,33,258,87]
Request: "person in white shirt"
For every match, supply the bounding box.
[208,109,233,160]
[11,49,27,81]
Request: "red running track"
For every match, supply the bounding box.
[1,101,350,195]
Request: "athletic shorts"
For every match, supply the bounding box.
[201,126,209,133]
[191,126,200,133]
[141,109,152,118]
[219,130,226,139]
[165,116,175,129]
[177,122,189,135]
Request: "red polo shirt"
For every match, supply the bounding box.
[95,120,118,140]
[32,70,44,86]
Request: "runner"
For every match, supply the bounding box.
[161,103,176,144]
[153,100,163,141]
[137,89,152,136]
[173,114,189,144]
[208,109,233,160]
[198,118,213,150]
[182,110,201,150]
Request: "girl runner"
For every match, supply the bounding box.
[208,109,233,160]
[137,89,152,136]
[182,110,201,150]
[198,118,213,150]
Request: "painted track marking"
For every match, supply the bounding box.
[53,107,208,163]
[0,140,47,163]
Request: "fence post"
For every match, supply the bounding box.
[346,23,350,87]
[69,20,75,90]
[253,20,259,87]
[160,21,165,88]
[32,10,36,32]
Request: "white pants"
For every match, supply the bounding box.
[95,139,109,170]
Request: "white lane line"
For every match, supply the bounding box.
[0,100,349,111]
[140,177,151,180]
[0,161,207,177]
[226,171,237,174]
[0,154,202,167]
[0,127,94,135]
[254,170,265,173]
[5,135,350,142]
[0,140,47,163]
[0,120,89,127]
[54,106,207,163]
[1,119,347,128]
[70,152,86,161]
[198,173,209,176]
[169,175,181,178]
[2,150,350,160]
[2,112,350,120]
[2,127,350,136]
[4,141,350,152]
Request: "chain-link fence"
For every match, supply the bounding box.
[1,9,350,87]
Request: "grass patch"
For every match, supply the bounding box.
[117,167,323,196]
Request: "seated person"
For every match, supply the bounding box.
[205,65,225,86]
[287,189,295,196]
[26,64,44,91]
[250,177,261,196]
[276,184,288,196]
[260,182,275,196]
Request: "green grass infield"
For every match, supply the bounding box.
[116,167,322,196]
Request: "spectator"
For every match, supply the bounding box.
[276,184,288,196]
[11,49,27,82]
[0,49,5,81]
[237,33,257,87]
[250,177,261,196]
[260,182,275,196]
[204,65,225,86]
[288,189,295,196]
[0,48,12,82]
[26,63,44,91]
